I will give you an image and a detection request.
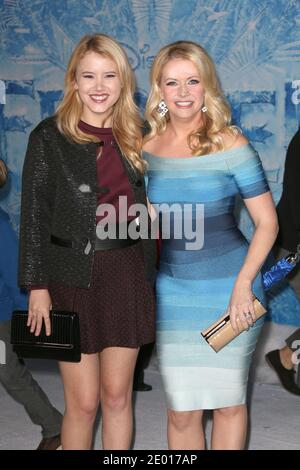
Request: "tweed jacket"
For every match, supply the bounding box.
[18,116,156,289]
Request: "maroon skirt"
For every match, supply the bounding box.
[48,241,155,354]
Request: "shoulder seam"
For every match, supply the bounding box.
[31,116,57,134]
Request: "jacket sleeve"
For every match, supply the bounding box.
[18,126,55,287]
[284,133,300,236]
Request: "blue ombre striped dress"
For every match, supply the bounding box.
[144,144,269,411]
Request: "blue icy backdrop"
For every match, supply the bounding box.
[0,0,299,324]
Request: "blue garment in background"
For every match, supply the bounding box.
[262,251,300,326]
[263,255,298,290]
[0,207,28,321]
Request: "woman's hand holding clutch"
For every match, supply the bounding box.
[27,289,52,336]
[227,278,256,332]
[201,277,266,352]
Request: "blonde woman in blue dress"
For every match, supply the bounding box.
[143,41,278,450]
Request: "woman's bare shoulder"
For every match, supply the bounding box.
[221,131,249,151]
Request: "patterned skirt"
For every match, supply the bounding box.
[48,241,155,354]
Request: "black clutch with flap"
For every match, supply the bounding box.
[11,310,81,362]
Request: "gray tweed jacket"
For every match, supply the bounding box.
[18,117,156,288]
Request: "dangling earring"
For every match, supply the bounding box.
[201,106,207,113]
[158,100,168,117]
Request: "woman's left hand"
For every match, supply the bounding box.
[227,278,257,332]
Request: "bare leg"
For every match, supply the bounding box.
[59,353,100,450]
[100,347,139,450]
[211,404,247,450]
[167,409,205,450]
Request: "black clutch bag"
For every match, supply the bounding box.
[11,310,81,362]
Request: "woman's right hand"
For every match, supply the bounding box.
[27,289,52,336]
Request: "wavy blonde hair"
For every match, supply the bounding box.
[56,34,145,172]
[144,40,239,155]
[0,159,8,188]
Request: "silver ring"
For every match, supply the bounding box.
[244,312,251,318]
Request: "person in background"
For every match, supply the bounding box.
[265,128,300,395]
[0,159,62,450]
[133,343,154,391]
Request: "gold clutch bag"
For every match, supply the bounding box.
[201,298,266,352]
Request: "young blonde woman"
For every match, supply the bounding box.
[19,34,156,450]
[143,41,278,450]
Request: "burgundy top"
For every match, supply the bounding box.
[78,120,135,224]
[29,120,136,291]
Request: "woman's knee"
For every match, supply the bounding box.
[101,387,130,414]
[168,410,201,432]
[66,392,100,421]
[214,404,246,419]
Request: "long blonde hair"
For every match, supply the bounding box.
[144,40,239,155]
[56,34,145,172]
[0,159,8,188]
